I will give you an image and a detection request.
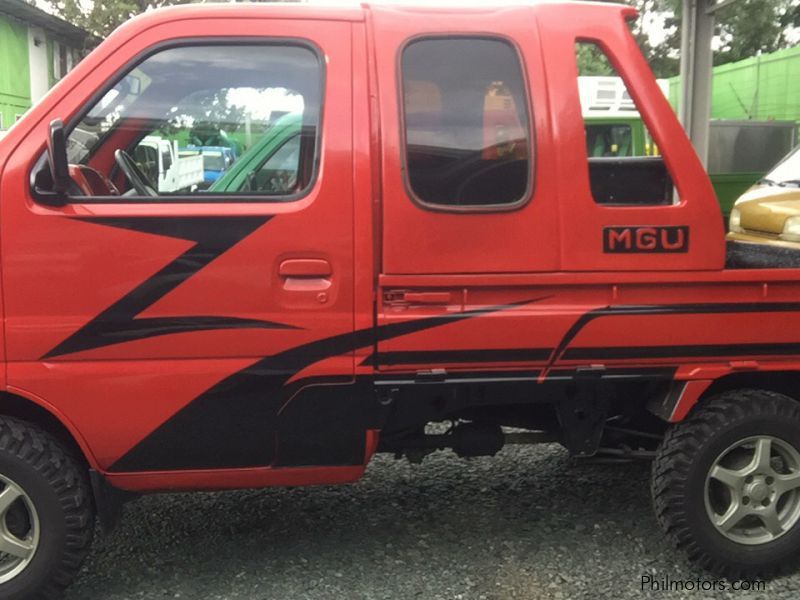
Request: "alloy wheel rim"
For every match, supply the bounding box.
[705,435,800,545]
[0,474,40,583]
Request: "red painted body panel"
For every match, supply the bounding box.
[373,3,561,275]
[0,2,797,492]
[0,13,356,477]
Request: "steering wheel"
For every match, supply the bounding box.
[114,149,158,197]
[454,160,527,205]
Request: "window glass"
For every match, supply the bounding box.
[586,123,633,157]
[161,146,172,171]
[402,38,531,208]
[66,44,321,200]
[761,145,800,187]
[247,134,301,194]
[203,151,228,172]
[133,145,158,183]
[577,42,676,206]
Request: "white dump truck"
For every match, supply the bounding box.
[134,136,204,193]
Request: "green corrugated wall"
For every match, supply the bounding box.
[669,45,800,125]
[669,46,800,215]
[0,13,31,130]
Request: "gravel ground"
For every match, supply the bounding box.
[66,444,800,600]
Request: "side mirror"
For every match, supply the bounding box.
[47,119,71,194]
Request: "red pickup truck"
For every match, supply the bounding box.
[1,2,799,597]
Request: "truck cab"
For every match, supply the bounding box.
[0,3,798,597]
[190,145,235,188]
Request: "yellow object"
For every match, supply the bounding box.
[726,184,800,246]
[726,145,800,247]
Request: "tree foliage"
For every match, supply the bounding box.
[47,0,302,41]
[48,0,194,40]
[51,0,800,76]
[714,0,800,65]
[581,0,800,78]
[623,0,678,77]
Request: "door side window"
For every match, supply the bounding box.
[64,43,322,201]
[401,37,532,210]
[249,135,301,194]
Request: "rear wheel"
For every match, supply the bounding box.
[652,389,800,578]
[0,417,94,599]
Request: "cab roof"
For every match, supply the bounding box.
[121,0,634,26]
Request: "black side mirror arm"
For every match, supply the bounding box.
[47,119,71,195]
[31,119,71,206]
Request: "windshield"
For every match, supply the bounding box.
[764,145,800,186]
[203,152,226,171]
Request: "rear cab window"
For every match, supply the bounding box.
[576,41,676,206]
[401,37,533,210]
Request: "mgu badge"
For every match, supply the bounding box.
[603,226,689,253]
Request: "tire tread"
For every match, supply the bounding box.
[652,389,800,578]
[0,416,94,599]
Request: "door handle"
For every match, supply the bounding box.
[279,259,332,277]
[279,259,332,292]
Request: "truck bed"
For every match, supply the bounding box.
[726,240,800,269]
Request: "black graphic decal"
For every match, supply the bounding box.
[110,296,800,473]
[363,348,553,367]
[548,301,800,369]
[110,297,549,472]
[564,342,800,361]
[44,217,296,358]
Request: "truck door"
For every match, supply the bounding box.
[1,18,357,473]
[375,7,558,276]
[371,6,563,377]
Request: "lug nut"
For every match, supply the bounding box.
[766,476,774,485]
[743,497,750,505]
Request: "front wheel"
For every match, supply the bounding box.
[0,417,94,599]
[652,389,800,578]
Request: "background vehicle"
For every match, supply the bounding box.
[709,120,797,217]
[133,136,204,193]
[579,76,666,158]
[728,144,800,246]
[1,3,800,598]
[209,113,303,194]
[189,145,235,188]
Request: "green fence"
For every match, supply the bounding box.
[669,45,800,126]
[669,46,800,215]
[0,14,31,130]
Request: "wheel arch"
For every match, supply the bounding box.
[650,372,800,424]
[0,388,99,470]
[701,372,800,405]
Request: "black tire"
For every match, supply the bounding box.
[652,389,800,578]
[0,416,94,599]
